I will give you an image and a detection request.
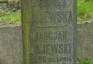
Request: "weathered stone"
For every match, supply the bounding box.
[21,0,77,64]
[0,25,23,64]
[0,22,93,64]
[78,22,93,58]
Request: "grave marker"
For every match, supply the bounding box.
[22,0,77,64]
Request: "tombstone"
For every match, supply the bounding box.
[21,0,77,64]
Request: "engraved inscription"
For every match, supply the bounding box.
[31,0,67,10]
[33,43,72,54]
[31,10,73,24]
[31,56,72,63]
[31,31,66,41]
[30,0,75,64]
[31,43,73,63]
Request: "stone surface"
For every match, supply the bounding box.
[0,22,93,64]
[78,22,93,58]
[0,24,23,64]
[28,0,77,64]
